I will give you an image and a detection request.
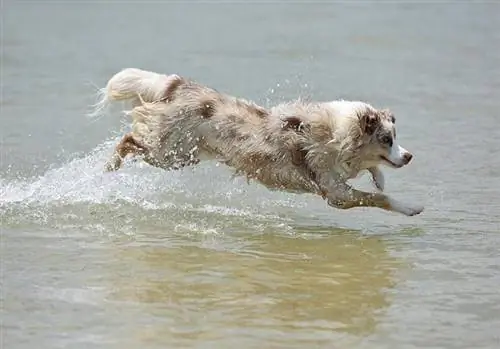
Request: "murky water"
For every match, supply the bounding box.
[2,2,500,348]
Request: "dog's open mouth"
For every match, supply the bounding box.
[380,156,403,168]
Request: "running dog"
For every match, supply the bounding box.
[90,68,424,216]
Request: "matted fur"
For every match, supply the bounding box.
[91,68,424,216]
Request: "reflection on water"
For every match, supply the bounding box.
[106,228,402,348]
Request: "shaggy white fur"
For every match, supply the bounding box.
[90,68,424,216]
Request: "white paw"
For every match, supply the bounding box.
[389,198,424,216]
[402,204,424,216]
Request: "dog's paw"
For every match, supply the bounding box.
[389,198,424,216]
[104,162,117,172]
[402,204,424,216]
[104,154,122,172]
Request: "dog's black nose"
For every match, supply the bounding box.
[403,153,413,164]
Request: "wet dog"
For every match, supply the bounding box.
[90,68,423,216]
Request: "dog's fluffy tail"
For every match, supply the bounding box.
[88,68,169,118]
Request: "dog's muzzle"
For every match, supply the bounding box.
[382,144,414,168]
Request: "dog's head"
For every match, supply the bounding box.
[358,107,413,169]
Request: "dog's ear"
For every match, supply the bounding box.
[380,108,395,123]
[359,112,380,135]
[282,116,308,133]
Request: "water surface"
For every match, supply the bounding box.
[2,2,500,348]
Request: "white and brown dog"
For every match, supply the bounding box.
[90,68,423,216]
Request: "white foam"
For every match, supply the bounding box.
[0,138,296,231]
[0,138,182,207]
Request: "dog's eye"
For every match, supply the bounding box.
[381,135,393,147]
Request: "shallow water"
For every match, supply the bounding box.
[2,2,500,348]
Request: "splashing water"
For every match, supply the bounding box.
[1,139,176,206]
[0,138,305,234]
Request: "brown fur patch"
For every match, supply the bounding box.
[282,116,307,132]
[162,77,185,102]
[359,111,380,135]
[290,145,307,166]
[117,133,147,157]
[105,133,149,171]
[200,99,216,118]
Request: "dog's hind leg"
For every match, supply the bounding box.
[105,133,147,171]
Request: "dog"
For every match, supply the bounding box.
[90,68,424,216]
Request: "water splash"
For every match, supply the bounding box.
[1,138,179,206]
[0,138,297,233]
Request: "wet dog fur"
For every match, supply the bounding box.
[90,68,423,216]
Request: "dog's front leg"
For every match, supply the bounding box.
[325,182,423,216]
[368,167,384,192]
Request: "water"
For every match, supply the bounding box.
[2,2,500,348]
